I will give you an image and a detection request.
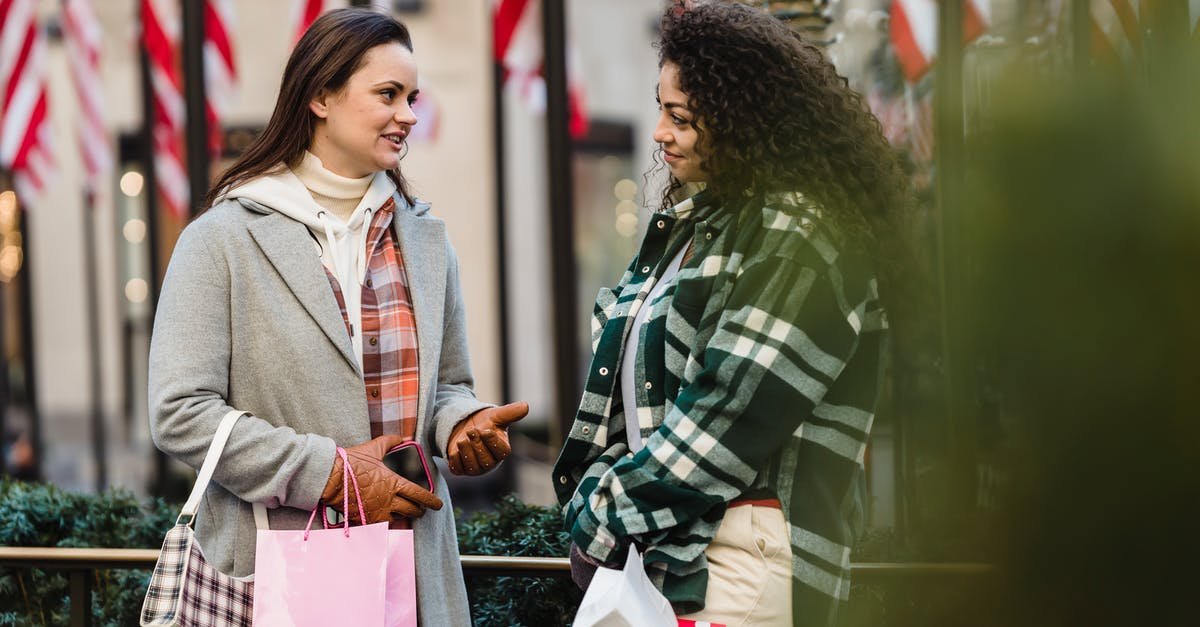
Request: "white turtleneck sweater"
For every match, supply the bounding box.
[223,152,398,372]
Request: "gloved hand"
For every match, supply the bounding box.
[320,434,443,525]
[446,402,529,475]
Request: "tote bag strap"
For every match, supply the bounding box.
[178,409,248,523]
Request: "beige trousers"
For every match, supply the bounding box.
[677,504,793,626]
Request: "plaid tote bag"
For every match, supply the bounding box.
[142,410,255,626]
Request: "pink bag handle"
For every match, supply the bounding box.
[305,447,366,539]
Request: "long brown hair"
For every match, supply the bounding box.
[203,8,415,210]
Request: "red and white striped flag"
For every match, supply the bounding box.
[890,0,991,83]
[63,0,111,194]
[204,0,237,157]
[1,0,56,204]
[142,0,189,218]
[290,0,347,45]
[1090,0,1144,71]
[494,0,589,138]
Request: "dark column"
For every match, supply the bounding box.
[542,0,579,444]
[181,0,209,218]
[139,3,166,495]
[933,0,974,522]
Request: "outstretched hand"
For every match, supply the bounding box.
[446,402,529,475]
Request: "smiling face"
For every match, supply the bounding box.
[654,62,707,184]
[308,42,418,178]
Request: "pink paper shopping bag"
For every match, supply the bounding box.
[253,518,389,626]
[384,529,417,627]
[253,447,392,626]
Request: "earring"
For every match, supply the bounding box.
[399,140,409,160]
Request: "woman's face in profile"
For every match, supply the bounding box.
[308,42,420,178]
[653,62,707,184]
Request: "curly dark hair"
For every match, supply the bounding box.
[656,1,911,258]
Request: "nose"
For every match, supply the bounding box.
[396,103,417,126]
[653,118,671,144]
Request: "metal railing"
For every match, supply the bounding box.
[0,547,993,626]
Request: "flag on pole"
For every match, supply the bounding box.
[290,0,347,45]
[1,0,56,204]
[889,0,991,83]
[204,0,238,157]
[494,0,590,138]
[63,0,111,194]
[141,0,189,218]
[1090,0,1144,70]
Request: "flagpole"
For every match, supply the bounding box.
[15,206,42,481]
[181,0,208,218]
[542,0,579,447]
[493,60,512,404]
[0,169,9,477]
[139,0,168,496]
[933,0,973,523]
[81,187,108,491]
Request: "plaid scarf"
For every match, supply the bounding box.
[324,198,420,440]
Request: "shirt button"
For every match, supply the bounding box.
[641,265,651,273]
[370,389,379,398]
[598,367,609,376]
[559,475,568,485]
[656,220,666,229]
[582,426,591,435]
[706,232,713,240]
[366,277,374,288]
[644,381,653,390]
[369,337,378,346]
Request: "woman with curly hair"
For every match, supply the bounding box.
[553,2,910,625]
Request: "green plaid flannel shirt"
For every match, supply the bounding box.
[552,189,886,625]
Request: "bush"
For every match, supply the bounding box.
[0,481,580,626]
[456,494,582,627]
[0,478,176,626]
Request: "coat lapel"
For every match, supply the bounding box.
[391,206,445,423]
[247,212,360,374]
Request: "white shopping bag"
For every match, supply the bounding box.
[573,548,676,627]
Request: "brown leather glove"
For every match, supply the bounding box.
[446,402,529,476]
[320,434,443,525]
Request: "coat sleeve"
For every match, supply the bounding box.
[148,216,337,511]
[431,238,491,457]
[570,251,866,564]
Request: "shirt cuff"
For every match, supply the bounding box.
[570,504,623,567]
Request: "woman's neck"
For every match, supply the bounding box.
[293,151,373,222]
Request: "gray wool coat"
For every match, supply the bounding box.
[148,192,489,626]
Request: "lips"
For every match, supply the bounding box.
[382,132,407,149]
[663,149,682,162]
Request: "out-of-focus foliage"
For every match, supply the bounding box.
[945,39,1200,627]
[0,478,175,626]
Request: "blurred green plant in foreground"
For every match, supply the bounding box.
[944,42,1200,627]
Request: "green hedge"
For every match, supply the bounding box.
[0,478,173,626]
[0,479,981,626]
[0,480,579,627]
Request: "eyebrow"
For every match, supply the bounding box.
[655,87,689,113]
[374,80,410,92]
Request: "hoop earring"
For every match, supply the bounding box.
[399,140,410,161]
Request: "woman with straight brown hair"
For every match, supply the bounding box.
[148,8,526,624]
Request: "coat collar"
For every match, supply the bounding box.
[242,192,446,380]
